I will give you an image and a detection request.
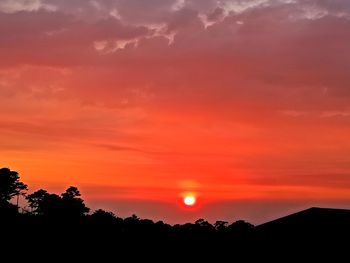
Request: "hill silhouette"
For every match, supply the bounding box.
[1,167,349,260]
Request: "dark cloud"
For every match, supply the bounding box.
[0,9,74,38]
[115,0,176,24]
[166,8,202,32]
[0,9,152,67]
[1,1,350,109]
[206,7,225,22]
[96,143,150,153]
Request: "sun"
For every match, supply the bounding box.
[183,195,196,206]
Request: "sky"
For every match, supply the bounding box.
[1,0,350,224]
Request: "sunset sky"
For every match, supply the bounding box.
[1,0,350,224]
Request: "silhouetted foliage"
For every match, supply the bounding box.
[26,186,89,218]
[26,189,60,216]
[92,209,116,218]
[26,189,48,213]
[228,220,254,235]
[195,218,215,232]
[214,220,228,231]
[61,186,81,199]
[0,167,27,203]
[90,209,117,224]
[0,201,18,217]
[2,166,350,261]
[61,186,90,217]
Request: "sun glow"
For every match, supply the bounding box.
[183,195,196,206]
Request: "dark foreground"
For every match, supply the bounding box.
[2,168,348,260]
[2,207,350,261]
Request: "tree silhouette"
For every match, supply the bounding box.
[214,220,228,231]
[61,186,90,217]
[26,186,89,218]
[61,186,81,199]
[0,168,27,203]
[0,168,27,216]
[40,193,62,217]
[195,218,212,228]
[91,209,117,224]
[2,165,267,256]
[228,220,254,235]
[26,189,49,214]
[26,190,62,217]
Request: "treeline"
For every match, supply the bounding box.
[2,167,347,260]
[0,167,253,235]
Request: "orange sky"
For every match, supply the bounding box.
[1,0,350,224]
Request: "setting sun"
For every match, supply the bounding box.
[184,196,196,206]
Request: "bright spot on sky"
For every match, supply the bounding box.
[184,195,196,206]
